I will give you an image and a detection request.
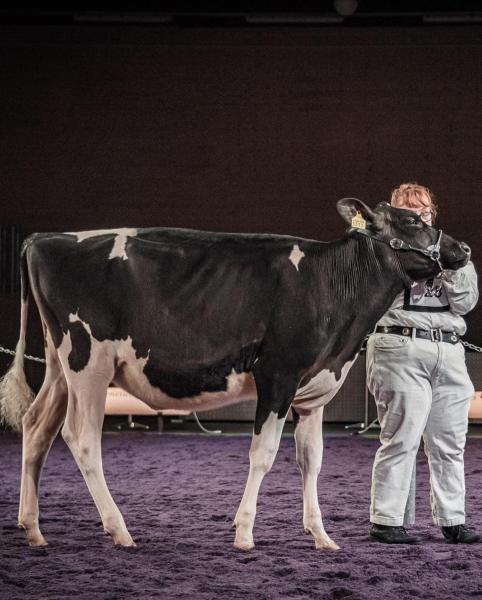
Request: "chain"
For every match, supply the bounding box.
[461,340,482,353]
[0,345,46,364]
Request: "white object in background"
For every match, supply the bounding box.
[105,387,190,416]
[469,391,482,420]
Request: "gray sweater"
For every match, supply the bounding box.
[377,261,479,335]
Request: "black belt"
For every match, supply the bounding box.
[375,326,460,344]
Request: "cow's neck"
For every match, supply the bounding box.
[310,234,411,377]
[319,232,411,307]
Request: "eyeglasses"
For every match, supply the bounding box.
[415,210,433,223]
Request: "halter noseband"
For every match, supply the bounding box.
[351,227,444,272]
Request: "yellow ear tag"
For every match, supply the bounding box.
[351,211,367,229]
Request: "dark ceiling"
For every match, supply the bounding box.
[3,2,482,26]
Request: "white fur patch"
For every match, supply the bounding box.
[294,360,355,410]
[69,312,92,333]
[61,315,148,382]
[65,228,138,260]
[255,409,285,439]
[226,369,252,395]
[289,244,305,271]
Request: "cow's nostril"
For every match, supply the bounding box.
[460,242,471,254]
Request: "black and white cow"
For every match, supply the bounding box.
[0,198,471,551]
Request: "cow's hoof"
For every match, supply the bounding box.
[18,523,48,547]
[233,539,255,551]
[233,528,255,551]
[315,538,340,551]
[114,537,136,547]
[304,527,340,550]
[106,529,136,547]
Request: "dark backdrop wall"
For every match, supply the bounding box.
[1,24,481,387]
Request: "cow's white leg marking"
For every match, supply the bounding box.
[18,330,68,547]
[294,406,339,550]
[58,333,135,547]
[65,228,137,260]
[233,411,286,550]
[289,244,305,271]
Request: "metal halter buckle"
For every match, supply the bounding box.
[389,238,405,250]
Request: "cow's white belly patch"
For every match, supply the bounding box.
[65,228,138,260]
[115,361,257,413]
[293,360,355,410]
[58,317,257,412]
[289,244,305,271]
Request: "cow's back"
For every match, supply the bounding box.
[25,227,306,347]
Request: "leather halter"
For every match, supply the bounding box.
[351,227,444,272]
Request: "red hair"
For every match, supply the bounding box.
[390,182,438,220]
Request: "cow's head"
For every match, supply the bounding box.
[337,198,471,280]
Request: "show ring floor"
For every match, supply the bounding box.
[1,428,482,600]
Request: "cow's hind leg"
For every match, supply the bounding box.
[61,370,135,547]
[293,405,339,550]
[18,334,68,546]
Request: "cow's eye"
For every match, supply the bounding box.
[406,216,419,225]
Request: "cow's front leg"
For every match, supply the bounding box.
[234,368,297,550]
[293,405,339,550]
[233,410,287,550]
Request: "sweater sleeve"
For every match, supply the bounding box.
[442,261,479,316]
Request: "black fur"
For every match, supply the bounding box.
[67,321,92,372]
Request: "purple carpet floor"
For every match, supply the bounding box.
[1,431,482,600]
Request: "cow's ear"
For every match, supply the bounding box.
[337,198,376,228]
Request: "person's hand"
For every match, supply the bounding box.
[441,269,461,283]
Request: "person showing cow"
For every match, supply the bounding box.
[0,198,473,551]
[367,183,480,545]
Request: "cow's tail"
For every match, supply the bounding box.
[0,246,35,432]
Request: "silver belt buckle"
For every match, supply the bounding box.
[431,328,442,342]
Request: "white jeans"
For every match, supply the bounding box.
[367,334,474,527]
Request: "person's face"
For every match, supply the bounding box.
[400,195,433,226]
